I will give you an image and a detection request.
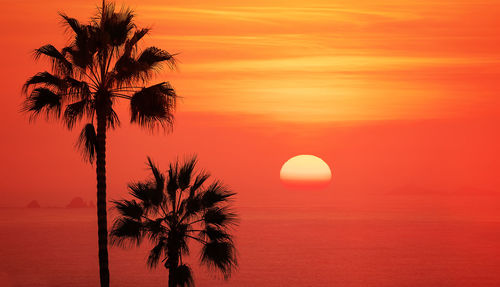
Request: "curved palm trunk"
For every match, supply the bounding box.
[96,110,110,287]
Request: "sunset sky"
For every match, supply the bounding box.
[0,0,499,220]
[1,1,500,286]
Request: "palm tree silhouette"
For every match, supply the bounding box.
[111,156,238,287]
[21,2,178,286]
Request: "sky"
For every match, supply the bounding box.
[0,0,499,220]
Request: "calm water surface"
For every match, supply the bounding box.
[1,207,500,286]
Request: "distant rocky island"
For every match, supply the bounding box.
[26,200,41,208]
[66,197,95,208]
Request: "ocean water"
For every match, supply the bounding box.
[1,207,500,287]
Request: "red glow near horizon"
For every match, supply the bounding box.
[280,178,331,190]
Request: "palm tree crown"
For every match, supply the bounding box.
[22,2,177,158]
[111,156,238,287]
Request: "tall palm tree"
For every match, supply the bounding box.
[111,156,238,287]
[21,2,178,286]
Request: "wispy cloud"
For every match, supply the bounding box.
[140,5,417,24]
[184,55,498,73]
[154,34,327,49]
[135,0,500,122]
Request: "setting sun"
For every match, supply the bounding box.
[280,155,332,189]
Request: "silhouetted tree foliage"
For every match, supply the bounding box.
[111,156,238,287]
[21,2,178,286]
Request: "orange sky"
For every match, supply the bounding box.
[0,0,499,217]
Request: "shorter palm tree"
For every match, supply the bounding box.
[111,156,238,287]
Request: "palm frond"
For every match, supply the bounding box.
[130,82,176,130]
[146,157,165,205]
[182,194,203,221]
[201,181,236,209]
[123,28,150,57]
[178,155,197,190]
[65,77,92,100]
[22,88,62,119]
[76,123,97,162]
[59,13,83,35]
[23,71,66,93]
[138,47,177,71]
[112,47,176,85]
[112,55,136,84]
[143,218,167,241]
[166,161,179,204]
[189,172,210,197]
[106,106,121,129]
[110,217,143,247]
[34,44,72,75]
[97,2,135,47]
[146,237,166,269]
[173,264,194,287]
[127,181,164,214]
[64,99,93,129]
[177,223,190,255]
[199,225,233,243]
[203,207,238,228]
[128,181,160,210]
[64,44,96,75]
[128,181,153,202]
[112,199,144,219]
[63,25,98,71]
[200,241,237,278]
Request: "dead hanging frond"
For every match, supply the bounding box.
[76,123,97,162]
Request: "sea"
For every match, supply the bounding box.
[1,206,500,287]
